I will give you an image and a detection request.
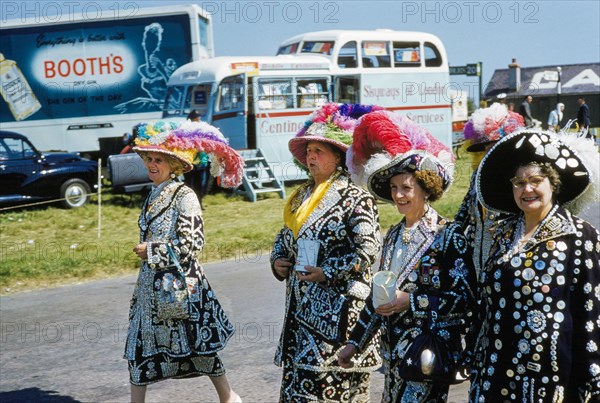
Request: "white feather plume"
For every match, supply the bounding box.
[559,134,600,214]
[470,103,509,135]
[349,151,393,188]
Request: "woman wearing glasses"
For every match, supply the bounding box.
[468,130,600,402]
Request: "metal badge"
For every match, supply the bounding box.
[522,268,535,281]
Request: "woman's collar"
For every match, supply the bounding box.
[516,205,576,250]
[401,205,441,235]
[150,178,175,196]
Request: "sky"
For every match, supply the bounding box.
[4,0,600,104]
[166,0,599,103]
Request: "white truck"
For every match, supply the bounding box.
[0,4,214,159]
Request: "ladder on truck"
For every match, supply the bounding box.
[236,149,286,202]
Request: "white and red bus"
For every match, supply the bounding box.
[164,30,452,181]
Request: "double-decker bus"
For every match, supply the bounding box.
[164,29,451,181]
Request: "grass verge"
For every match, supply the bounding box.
[0,157,473,294]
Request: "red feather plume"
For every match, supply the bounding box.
[351,111,413,166]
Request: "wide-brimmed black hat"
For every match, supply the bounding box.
[368,151,453,203]
[476,130,592,214]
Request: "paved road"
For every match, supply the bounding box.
[0,258,469,402]
[1,204,597,402]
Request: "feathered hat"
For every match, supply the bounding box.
[288,103,384,168]
[477,130,599,214]
[464,103,525,152]
[347,110,455,202]
[133,120,244,188]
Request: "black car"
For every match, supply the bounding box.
[0,131,98,209]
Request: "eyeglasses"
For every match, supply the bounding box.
[509,175,547,189]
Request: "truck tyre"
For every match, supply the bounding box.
[60,179,91,208]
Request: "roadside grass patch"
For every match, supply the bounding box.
[1,157,472,293]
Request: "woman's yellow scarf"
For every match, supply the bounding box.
[284,172,339,238]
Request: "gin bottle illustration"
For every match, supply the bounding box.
[0,53,41,121]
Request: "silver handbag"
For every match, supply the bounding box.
[153,244,190,321]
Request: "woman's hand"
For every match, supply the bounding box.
[133,242,148,260]
[375,290,410,316]
[337,344,357,368]
[273,258,293,278]
[296,265,326,282]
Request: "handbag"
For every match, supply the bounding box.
[398,296,466,385]
[294,283,349,344]
[153,244,190,321]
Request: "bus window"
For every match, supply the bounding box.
[424,42,443,67]
[247,83,255,114]
[277,42,299,55]
[337,41,358,68]
[198,16,209,50]
[393,42,420,67]
[361,41,391,68]
[257,79,293,110]
[301,41,334,55]
[182,86,195,116]
[297,78,329,108]
[335,77,359,104]
[184,84,211,118]
[216,76,244,112]
[163,85,185,116]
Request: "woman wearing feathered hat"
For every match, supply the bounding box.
[337,111,477,402]
[468,130,600,401]
[270,103,383,402]
[454,103,525,278]
[124,120,244,402]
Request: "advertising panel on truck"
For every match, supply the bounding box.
[0,4,213,155]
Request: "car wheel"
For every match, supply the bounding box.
[60,179,91,208]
